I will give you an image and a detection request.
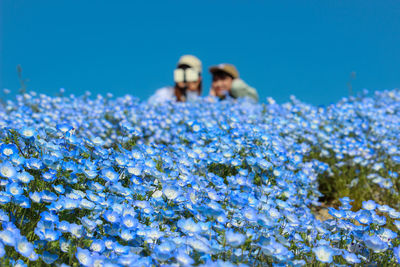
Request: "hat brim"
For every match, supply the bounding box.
[209,66,235,78]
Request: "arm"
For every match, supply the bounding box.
[230,79,259,102]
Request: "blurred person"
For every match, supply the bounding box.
[209,63,258,102]
[149,55,202,103]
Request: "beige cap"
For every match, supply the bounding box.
[209,63,239,79]
[177,55,202,73]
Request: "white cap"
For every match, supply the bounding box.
[177,55,202,73]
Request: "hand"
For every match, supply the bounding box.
[209,88,216,96]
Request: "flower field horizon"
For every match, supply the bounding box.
[0,89,400,266]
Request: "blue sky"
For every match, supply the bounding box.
[1,0,400,105]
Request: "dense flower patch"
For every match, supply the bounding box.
[0,89,399,266]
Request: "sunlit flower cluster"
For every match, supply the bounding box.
[0,89,399,265]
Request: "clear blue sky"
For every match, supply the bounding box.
[1,0,400,105]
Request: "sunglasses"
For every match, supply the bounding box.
[174,68,200,83]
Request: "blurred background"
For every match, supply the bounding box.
[1,0,399,105]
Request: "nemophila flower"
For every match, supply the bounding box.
[19,127,36,139]
[76,248,93,266]
[69,223,84,238]
[243,208,258,222]
[394,246,400,263]
[10,154,25,166]
[0,192,11,204]
[188,237,211,253]
[80,198,95,210]
[41,190,58,203]
[57,221,70,233]
[154,240,176,261]
[0,210,9,222]
[356,210,372,225]
[394,221,400,231]
[101,167,119,183]
[362,200,377,211]
[377,204,392,213]
[226,230,246,247]
[0,229,16,246]
[41,211,59,224]
[25,158,43,170]
[312,246,335,263]
[16,171,34,184]
[6,182,24,196]
[56,123,73,133]
[378,228,397,243]
[53,184,65,194]
[16,238,34,258]
[29,191,42,203]
[41,228,61,242]
[0,144,19,157]
[342,251,361,264]
[14,259,27,267]
[42,171,56,182]
[163,185,180,200]
[176,248,195,266]
[114,243,130,254]
[103,210,120,224]
[90,239,105,253]
[177,218,200,236]
[328,207,345,219]
[60,237,71,253]
[363,234,388,253]
[121,214,138,229]
[0,162,17,179]
[0,242,5,258]
[120,229,135,241]
[62,197,79,209]
[14,195,31,208]
[388,209,400,219]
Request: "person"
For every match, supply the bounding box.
[209,63,258,102]
[149,55,202,103]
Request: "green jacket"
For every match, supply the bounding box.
[230,79,259,102]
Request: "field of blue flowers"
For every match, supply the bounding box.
[0,89,399,266]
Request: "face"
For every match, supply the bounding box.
[211,72,233,97]
[177,77,201,92]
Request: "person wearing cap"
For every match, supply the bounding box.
[209,64,258,102]
[149,55,202,103]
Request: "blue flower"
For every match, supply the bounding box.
[19,127,36,139]
[362,200,377,211]
[312,246,335,263]
[163,185,180,200]
[90,239,105,253]
[154,240,175,261]
[394,246,400,263]
[16,171,34,184]
[101,167,119,183]
[0,230,16,246]
[225,230,246,247]
[121,214,138,229]
[0,144,19,157]
[177,218,200,236]
[363,234,388,253]
[76,248,93,266]
[56,123,73,133]
[0,162,17,179]
[58,221,70,233]
[342,251,361,264]
[16,238,34,258]
[103,210,120,224]
[14,259,27,267]
[6,182,24,196]
[176,248,195,265]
